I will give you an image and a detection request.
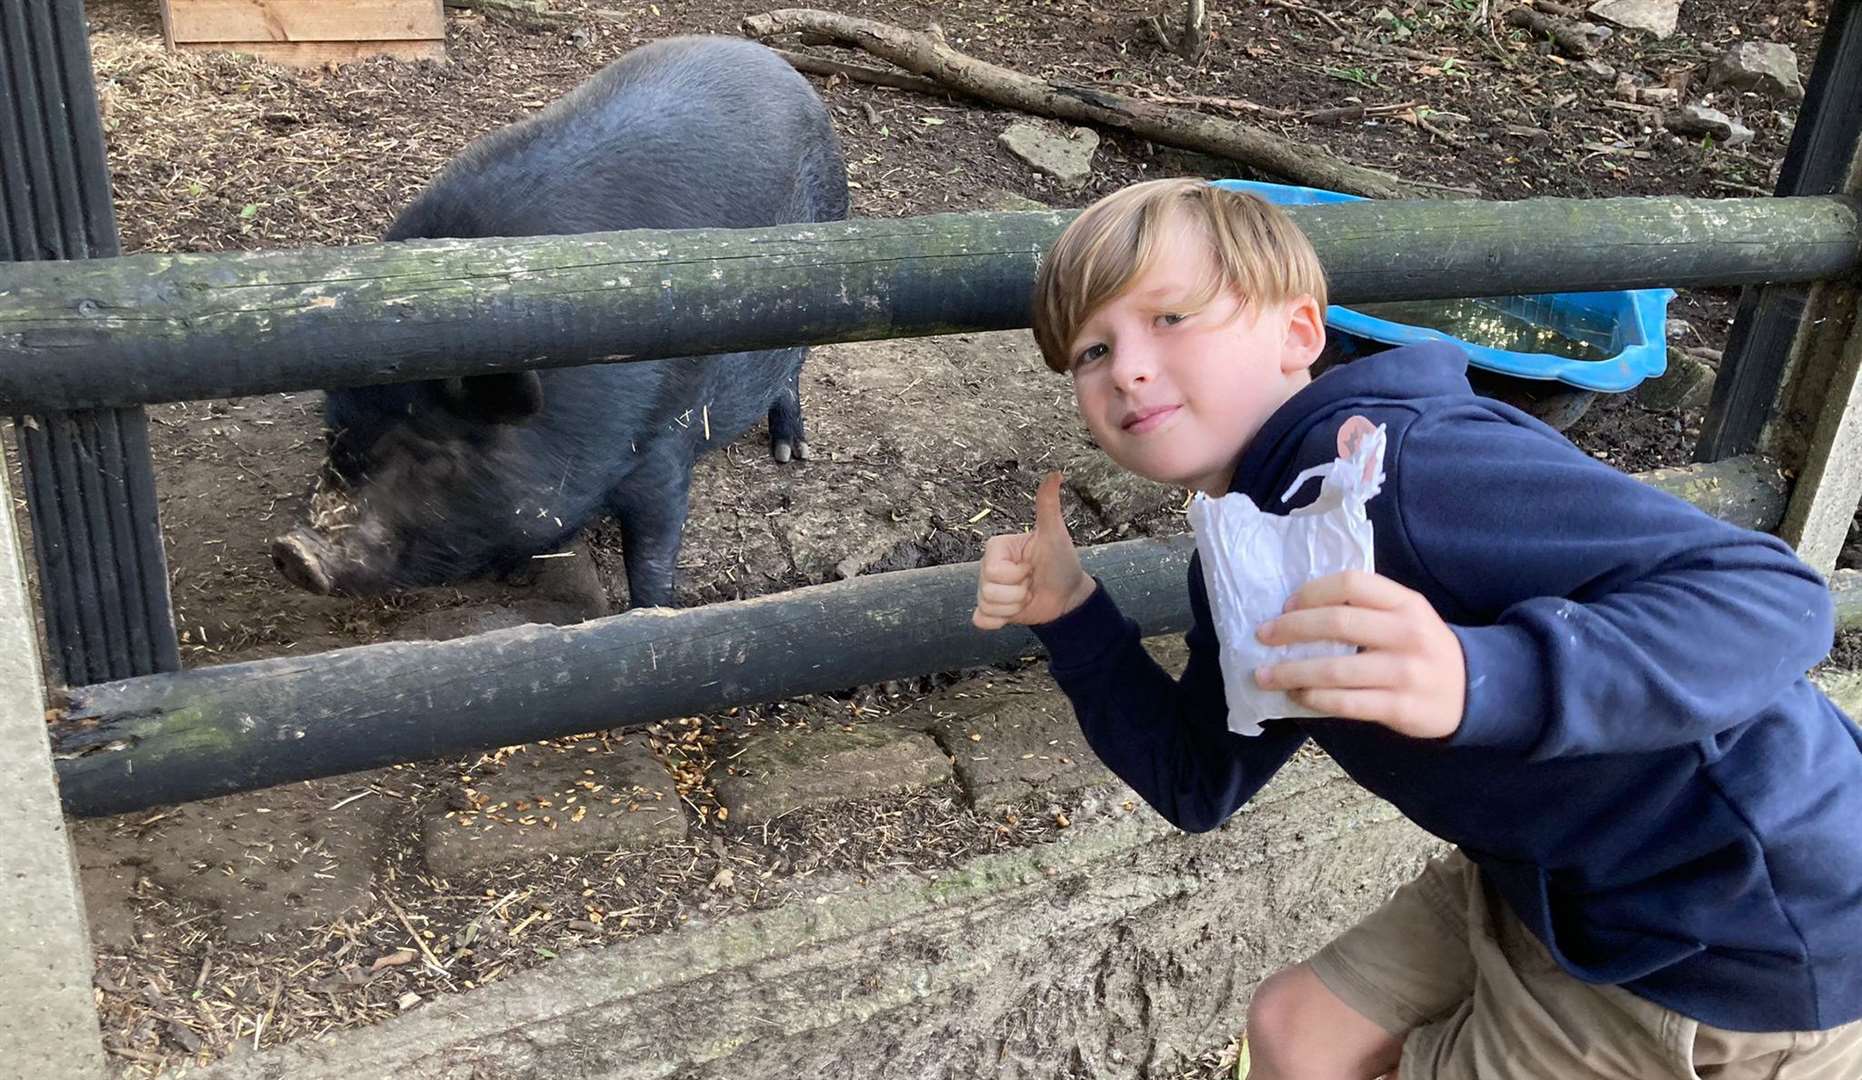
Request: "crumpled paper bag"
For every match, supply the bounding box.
[1186,418,1388,736]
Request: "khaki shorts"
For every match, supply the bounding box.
[1308,849,1862,1080]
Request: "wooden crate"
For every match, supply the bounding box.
[159,0,446,67]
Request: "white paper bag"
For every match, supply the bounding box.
[1186,418,1388,736]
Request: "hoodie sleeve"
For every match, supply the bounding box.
[1391,412,1836,760]
[1027,568,1308,832]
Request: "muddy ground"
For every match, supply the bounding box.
[15,0,1858,1074]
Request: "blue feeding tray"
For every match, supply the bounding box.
[1210,179,1672,394]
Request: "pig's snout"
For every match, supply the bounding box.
[272,529,337,595]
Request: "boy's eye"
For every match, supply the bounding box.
[1073,342,1108,369]
[1158,312,1187,326]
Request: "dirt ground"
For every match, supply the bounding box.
[25,0,1859,1074]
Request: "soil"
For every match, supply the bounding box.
[23,0,1860,1075]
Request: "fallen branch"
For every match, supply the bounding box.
[1501,5,1602,57]
[443,0,573,27]
[1136,90,1297,121]
[772,48,947,95]
[1528,0,1589,19]
[741,9,1439,199]
[1262,0,1347,37]
[1301,99,1426,124]
[1396,108,1468,145]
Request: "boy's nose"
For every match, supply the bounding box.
[1111,346,1156,388]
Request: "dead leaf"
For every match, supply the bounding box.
[370,948,417,972]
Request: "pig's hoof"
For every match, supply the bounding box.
[271,534,334,595]
[772,438,810,464]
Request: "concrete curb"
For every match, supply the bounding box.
[176,760,1437,1079]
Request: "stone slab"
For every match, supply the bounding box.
[715,724,953,825]
[998,120,1101,189]
[424,739,686,878]
[70,775,399,946]
[933,691,1114,812]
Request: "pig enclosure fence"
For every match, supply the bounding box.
[8,194,1861,819]
[2,0,1860,1075]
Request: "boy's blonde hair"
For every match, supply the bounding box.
[1032,178,1329,373]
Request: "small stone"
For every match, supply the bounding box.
[1579,58,1617,79]
[1612,73,1639,101]
[1637,87,1680,107]
[1707,41,1804,102]
[1636,349,1718,412]
[1667,104,1754,147]
[1587,0,1679,38]
[998,121,1100,190]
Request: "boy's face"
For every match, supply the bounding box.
[1065,217,1324,495]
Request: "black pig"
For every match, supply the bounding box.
[271,36,848,609]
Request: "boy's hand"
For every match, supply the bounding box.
[1253,570,1467,740]
[972,471,1097,630]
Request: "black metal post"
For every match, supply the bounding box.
[1695,0,1862,461]
[0,0,179,685]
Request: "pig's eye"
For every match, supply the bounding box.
[1072,342,1108,370]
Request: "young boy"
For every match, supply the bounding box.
[971,176,1862,1079]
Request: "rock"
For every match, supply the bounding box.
[1579,58,1618,79]
[985,189,1051,213]
[1612,72,1640,101]
[998,121,1101,190]
[1667,104,1754,146]
[715,724,953,825]
[1636,349,1718,412]
[423,740,685,877]
[1638,87,1680,108]
[1587,0,1679,38]
[1708,41,1804,102]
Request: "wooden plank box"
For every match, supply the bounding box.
[159,0,446,67]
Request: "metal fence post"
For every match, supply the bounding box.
[1,0,180,688]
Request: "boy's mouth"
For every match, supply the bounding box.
[1121,404,1179,433]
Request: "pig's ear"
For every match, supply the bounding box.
[438,372,545,424]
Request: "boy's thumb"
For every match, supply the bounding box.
[1033,471,1070,545]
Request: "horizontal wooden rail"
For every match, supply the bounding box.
[1,195,1858,412]
[49,454,1791,817]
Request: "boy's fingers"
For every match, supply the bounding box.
[1032,471,1071,546]
[972,609,1009,631]
[1259,605,1405,651]
[1256,651,1399,692]
[978,581,1028,607]
[1286,687,1402,725]
[979,556,1033,586]
[1284,570,1412,614]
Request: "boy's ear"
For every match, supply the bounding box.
[1278,294,1327,375]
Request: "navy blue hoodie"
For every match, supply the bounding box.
[1031,341,1862,1033]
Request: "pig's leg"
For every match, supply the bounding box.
[610,458,693,609]
[768,349,810,464]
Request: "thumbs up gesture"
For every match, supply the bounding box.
[972,471,1097,630]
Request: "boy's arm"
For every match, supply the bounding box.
[1395,414,1837,760]
[1029,570,1308,832]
